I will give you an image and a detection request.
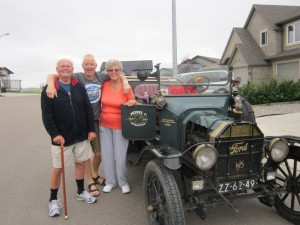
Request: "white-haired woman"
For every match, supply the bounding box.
[100,59,136,194]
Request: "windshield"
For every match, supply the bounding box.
[159,66,231,96]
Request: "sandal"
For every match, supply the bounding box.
[88,183,100,197]
[92,175,106,186]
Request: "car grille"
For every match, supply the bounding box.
[210,122,264,182]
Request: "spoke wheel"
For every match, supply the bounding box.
[272,147,300,224]
[144,160,185,225]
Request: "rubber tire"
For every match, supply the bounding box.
[143,160,185,225]
[271,146,300,224]
[241,97,256,123]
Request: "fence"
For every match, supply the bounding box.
[1,79,22,92]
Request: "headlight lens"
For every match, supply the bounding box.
[192,144,218,170]
[268,138,289,162]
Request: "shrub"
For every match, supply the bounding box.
[238,79,300,105]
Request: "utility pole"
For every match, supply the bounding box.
[172,0,178,77]
[0,33,9,93]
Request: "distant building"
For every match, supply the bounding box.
[178,55,220,74]
[0,67,22,92]
[160,68,173,78]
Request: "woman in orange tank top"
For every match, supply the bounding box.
[100,59,136,194]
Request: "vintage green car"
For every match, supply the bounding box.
[121,65,300,225]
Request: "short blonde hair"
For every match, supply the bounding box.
[105,59,123,71]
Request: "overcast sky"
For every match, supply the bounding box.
[1,0,299,88]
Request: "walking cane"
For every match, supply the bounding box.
[60,143,68,219]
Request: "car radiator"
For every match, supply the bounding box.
[209,122,264,182]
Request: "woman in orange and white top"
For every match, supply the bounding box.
[100,59,136,194]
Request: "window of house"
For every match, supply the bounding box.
[287,20,300,44]
[260,29,268,46]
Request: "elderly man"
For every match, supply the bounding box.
[41,58,97,218]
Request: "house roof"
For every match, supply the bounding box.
[192,55,220,63]
[245,4,300,30]
[0,67,14,74]
[265,48,300,60]
[230,28,268,66]
[100,60,153,75]
[180,55,219,65]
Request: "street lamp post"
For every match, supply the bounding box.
[172,0,178,77]
[0,33,9,93]
[0,33,9,39]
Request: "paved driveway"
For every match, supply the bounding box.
[0,95,295,225]
[256,112,300,136]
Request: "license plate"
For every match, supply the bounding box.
[217,179,257,193]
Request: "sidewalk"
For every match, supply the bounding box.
[251,101,300,136]
[252,101,300,117]
[256,112,300,136]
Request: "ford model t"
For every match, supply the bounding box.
[121,65,300,225]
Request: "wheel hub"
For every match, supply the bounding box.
[286,176,300,193]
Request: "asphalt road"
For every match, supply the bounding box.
[0,94,295,225]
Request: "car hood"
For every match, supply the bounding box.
[165,96,230,116]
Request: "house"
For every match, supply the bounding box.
[160,68,173,78]
[99,60,153,76]
[178,55,220,74]
[0,67,22,92]
[0,67,21,92]
[221,4,300,85]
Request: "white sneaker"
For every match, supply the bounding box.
[76,191,97,204]
[103,184,117,193]
[48,199,62,217]
[121,185,131,194]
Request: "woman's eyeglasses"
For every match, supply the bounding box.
[108,69,120,73]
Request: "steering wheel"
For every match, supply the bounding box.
[185,75,210,94]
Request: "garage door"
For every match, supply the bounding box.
[277,61,299,82]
